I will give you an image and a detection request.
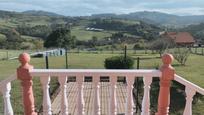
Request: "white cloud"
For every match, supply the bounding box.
[0,0,204,16]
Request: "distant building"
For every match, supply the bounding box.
[160,32,195,46]
[86,27,104,31]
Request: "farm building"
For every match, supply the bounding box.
[160,32,195,46]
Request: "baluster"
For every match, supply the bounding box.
[1,82,13,115]
[156,54,175,115]
[125,75,135,115]
[58,76,68,115]
[40,76,52,115]
[141,77,152,115]
[76,75,85,115]
[109,75,117,115]
[17,53,37,115]
[93,75,100,115]
[183,87,196,115]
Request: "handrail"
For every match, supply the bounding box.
[0,74,16,115]
[0,74,16,87]
[30,69,161,77]
[174,74,204,95]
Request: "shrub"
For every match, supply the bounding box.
[173,47,190,65]
[104,55,134,69]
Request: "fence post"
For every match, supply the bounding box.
[17,53,37,115]
[156,53,175,115]
[137,57,140,69]
[195,47,197,54]
[45,53,49,69]
[65,48,68,69]
[6,51,9,60]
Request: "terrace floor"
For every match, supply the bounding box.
[52,82,128,115]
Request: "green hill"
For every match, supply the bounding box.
[0,10,162,42]
[91,11,204,28]
[181,23,204,44]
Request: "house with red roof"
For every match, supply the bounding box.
[161,32,195,46]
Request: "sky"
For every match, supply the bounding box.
[0,0,204,16]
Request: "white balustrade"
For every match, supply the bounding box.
[174,75,204,115]
[76,75,85,115]
[109,75,117,115]
[125,75,135,115]
[1,70,204,115]
[141,76,152,115]
[40,76,52,115]
[58,75,68,115]
[93,75,100,115]
[0,75,16,115]
[183,87,196,115]
[1,82,13,115]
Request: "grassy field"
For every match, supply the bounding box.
[0,33,6,39]
[0,51,204,114]
[1,51,204,86]
[71,26,112,41]
[0,50,35,61]
[21,35,42,40]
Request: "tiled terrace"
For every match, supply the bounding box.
[52,82,127,115]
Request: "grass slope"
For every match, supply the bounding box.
[71,26,112,41]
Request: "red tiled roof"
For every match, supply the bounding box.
[162,32,195,44]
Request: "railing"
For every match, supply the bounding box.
[174,75,204,115]
[30,69,161,115]
[0,74,16,115]
[0,53,204,115]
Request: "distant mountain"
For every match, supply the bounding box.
[91,11,204,28]
[1,9,204,28]
[0,10,23,18]
[22,10,63,17]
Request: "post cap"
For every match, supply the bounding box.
[19,53,30,65]
[162,53,174,65]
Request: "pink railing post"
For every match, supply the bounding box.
[17,53,37,115]
[156,53,175,115]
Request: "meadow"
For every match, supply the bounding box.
[71,26,112,41]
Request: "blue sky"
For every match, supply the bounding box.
[0,0,204,16]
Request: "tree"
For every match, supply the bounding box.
[111,32,124,43]
[5,29,23,49]
[150,37,175,57]
[20,42,34,50]
[111,44,117,54]
[88,36,98,48]
[44,28,76,48]
[33,40,44,50]
[0,34,6,49]
[133,39,147,54]
[133,43,140,54]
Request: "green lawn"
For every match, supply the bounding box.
[0,50,34,61]
[1,52,204,87]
